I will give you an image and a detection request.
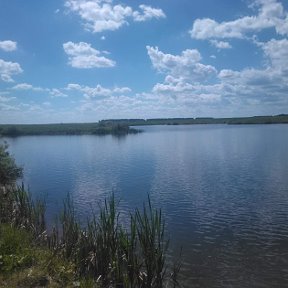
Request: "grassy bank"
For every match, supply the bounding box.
[0,144,182,287]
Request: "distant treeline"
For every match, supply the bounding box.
[0,122,140,137]
[100,114,288,126]
[1,114,288,136]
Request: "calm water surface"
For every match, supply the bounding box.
[5,124,288,287]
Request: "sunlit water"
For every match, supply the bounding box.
[4,124,288,287]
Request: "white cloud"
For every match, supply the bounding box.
[66,83,131,98]
[0,40,17,52]
[218,66,288,108]
[12,83,33,90]
[145,35,288,113]
[147,46,217,82]
[210,40,232,49]
[65,0,165,33]
[146,47,221,104]
[65,0,132,33]
[12,83,45,92]
[174,0,288,114]
[113,87,131,94]
[0,103,19,111]
[217,38,288,89]
[217,37,288,104]
[261,38,288,70]
[0,59,23,82]
[63,41,115,68]
[66,83,82,90]
[50,89,68,98]
[0,95,15,102]
[133,5,166,22]
[190,0,288,40]
[12,84,70,98]
[152,76,222,103]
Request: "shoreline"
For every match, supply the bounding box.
[0,114,288,137]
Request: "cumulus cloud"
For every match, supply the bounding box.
[49,89,68,98]
[146,46,221,105]
[65,0,165,33]
[216,38,288,106]
[0,40,17,52]
[190,0,288,40]
[146,36,288,112]
[133,5,166,22]
[156,0,288,113]
[147,46,217,82]
[261,38,288,70]
[0,95,15,102]
[12,83,46,92]
[12,84,70,98]
[12,83,33,90]
[66,83,131,98]
[65,0,132,33]
[0,59,23,82]
[63,41,115,68]
[210,40,232,49]
[217,38,288,87]
[152,76,222,103]
[218,66,288,109]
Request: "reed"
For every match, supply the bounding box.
[12,184,46,239]
[0,184,45,239]
[1,184,182,287]
[133,197,168,287]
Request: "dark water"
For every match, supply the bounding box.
[4,124,288,287]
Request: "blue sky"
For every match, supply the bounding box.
[0,0,288,123]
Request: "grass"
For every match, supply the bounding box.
[0,224,78,287]
[0,186,182,287]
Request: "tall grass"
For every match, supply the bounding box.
[12,184,46,239]
[0,184,46,241]
[1,185,182,287]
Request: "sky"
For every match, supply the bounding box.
[0,0,288,124]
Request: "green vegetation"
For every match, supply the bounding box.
[0,143,22,186]
[0,223,77,287]
[100,114,288,126]
[0,123,140,137]
[1,114,287,137]
[0,143,181,287]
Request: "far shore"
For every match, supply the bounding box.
[0,114,288,137]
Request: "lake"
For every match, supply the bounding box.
[4,124,288,287]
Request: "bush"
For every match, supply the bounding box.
[0,142,22,186]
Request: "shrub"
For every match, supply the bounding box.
[0,142,22,186]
